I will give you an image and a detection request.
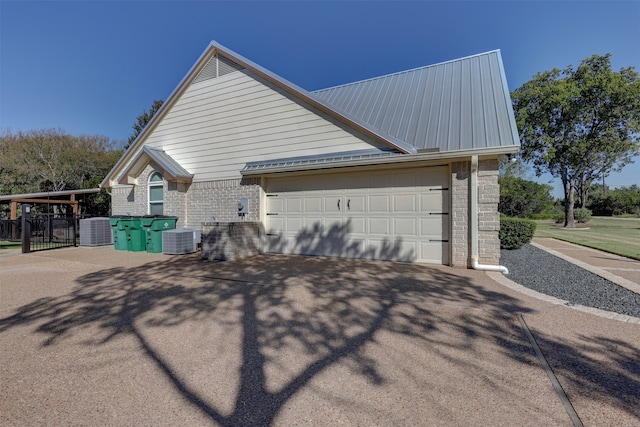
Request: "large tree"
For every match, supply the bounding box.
[0,129,121,193]
[125,99,163,149]
[512,54,640,227]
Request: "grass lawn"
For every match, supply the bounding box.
[534,216,640,261]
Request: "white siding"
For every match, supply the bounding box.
[142,70,386,181]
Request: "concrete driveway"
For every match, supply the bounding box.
[1,247,639,426]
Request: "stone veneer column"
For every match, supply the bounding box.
[477,159,500,264]
[450,161,470,267]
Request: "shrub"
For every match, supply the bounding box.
[573,208,592,223]
[499,217,537,250]
[555,208,593,224]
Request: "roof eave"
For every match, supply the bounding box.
[241,145,520,176]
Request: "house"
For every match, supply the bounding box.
[101,41,520,268]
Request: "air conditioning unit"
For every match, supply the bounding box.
[162,228,198,254]
[80,217,113,246]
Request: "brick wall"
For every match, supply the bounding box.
[110,165,260,230]
[185,177,261,228]
[201,221,263,261]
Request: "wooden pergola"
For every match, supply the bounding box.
[0,188,101,220]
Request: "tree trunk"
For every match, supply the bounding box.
[563,179,576,228]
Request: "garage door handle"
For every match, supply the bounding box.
[347,199,351,210]
[337,199,341,210]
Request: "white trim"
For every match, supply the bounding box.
[148,172,164,215]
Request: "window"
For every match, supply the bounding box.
[148,172,164,215]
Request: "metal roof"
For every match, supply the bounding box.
[311,50,520,152]
[0,188,101,202]
[242,149,404,173]
[117,147,193,184]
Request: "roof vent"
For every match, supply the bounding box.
[193,54,244,84]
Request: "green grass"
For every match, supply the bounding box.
[534,216,640,260]
[0,241,22,249]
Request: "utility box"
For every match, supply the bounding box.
[80,217,113,246]
[162,229,198,254]
[237,199,248,216]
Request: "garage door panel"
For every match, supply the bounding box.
[420,241,447,264]
[395,217,417,235]
[287,198,303,213]
[347,217,366,234]
[420,216,447,238]
[286,217,303,232]
[324,196,342,213]
[304,217,323,229]
[420,192,448,212]
[346,196,366,213]
[369,195,391,212]
[268,217,285,233]
[305,197,323,213]
[394,194,417,212]
[345,238,365,258]
[268,198,285,213]
[369,218,390,234]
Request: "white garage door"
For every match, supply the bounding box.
[265,166,449,264]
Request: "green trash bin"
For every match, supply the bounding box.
[109,216,128,251]
[142,216,178,253]
[124,217,146,252]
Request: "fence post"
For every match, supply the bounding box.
[73,215,78,247]
[21,204,31,254]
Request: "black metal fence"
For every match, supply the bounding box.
[0,219,19,241]
[1,213,78,253]
[28,214,77,252]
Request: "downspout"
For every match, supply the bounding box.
[470,155,509,274]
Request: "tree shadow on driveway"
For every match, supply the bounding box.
[1,252,639,425]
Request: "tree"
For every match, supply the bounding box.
[512,54,640,227]
[125,99,163,149]
[0,129,122,216]
[499,175,554,218]
[588,184,640,216]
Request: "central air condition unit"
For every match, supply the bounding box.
[80,217,113,246]
[162,228,198,254]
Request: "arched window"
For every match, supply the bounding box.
[148,172,164,215]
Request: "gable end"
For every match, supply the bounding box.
[193,54,245,84]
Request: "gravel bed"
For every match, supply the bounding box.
[500,244,640,318]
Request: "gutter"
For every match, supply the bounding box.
[470,155,509,274]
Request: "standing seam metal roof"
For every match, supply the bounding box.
[311,50,520,152]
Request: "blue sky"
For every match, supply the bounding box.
[1,1,639,196]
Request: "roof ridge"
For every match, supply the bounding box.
[312,50,501,94]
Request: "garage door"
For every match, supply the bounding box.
[265,166,449,264]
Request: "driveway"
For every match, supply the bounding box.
[1,247,639,426]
